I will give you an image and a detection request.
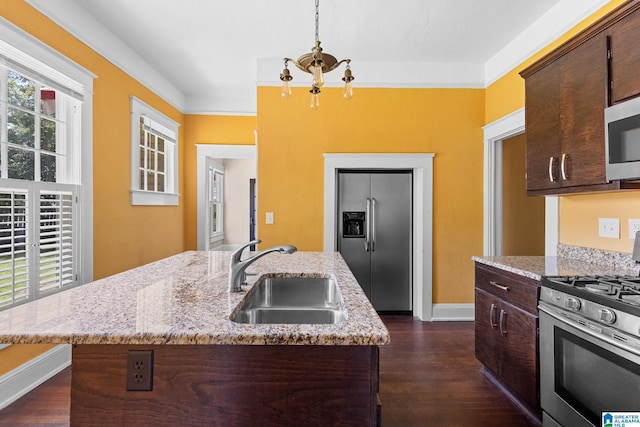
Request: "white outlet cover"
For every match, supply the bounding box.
[629,219,640,239]
[598,218,620,239]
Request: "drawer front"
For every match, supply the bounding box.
[475,263,540,314]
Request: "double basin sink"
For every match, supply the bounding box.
[231,276,346,324]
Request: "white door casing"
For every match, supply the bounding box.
[323,153,434,321]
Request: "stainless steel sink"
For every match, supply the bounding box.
[231,277,346,324]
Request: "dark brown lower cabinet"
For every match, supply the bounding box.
[71,344,380,427]
[474,263,541,421]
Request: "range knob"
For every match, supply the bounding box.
[565,297,581,311]
[598,308,616,324]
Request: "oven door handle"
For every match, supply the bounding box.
[539,302,640,357]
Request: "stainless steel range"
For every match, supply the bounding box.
[539,275,640,427]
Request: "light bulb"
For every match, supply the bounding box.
[343,81,354,100]
[281,80,292,99]
[310,92,320,110]
[312,64,324,87]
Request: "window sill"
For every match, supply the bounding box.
[130,190,179,206]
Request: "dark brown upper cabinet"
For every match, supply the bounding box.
[609,7,640,104]
[520,0,640,196]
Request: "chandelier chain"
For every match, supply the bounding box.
[315,0,320,43]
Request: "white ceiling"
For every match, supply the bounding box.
[26,0,610,114]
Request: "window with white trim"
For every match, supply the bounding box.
[0,41,85,310]
[209,165,224,239]
[130,97,179,206]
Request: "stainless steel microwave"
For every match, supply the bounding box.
[605,96,640,181]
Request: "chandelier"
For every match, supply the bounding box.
[280,0,354,109]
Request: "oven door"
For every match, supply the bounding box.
[539,303,640,427]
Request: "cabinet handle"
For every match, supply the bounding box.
[490,303,498,328]
[561,153,567,181]
[489,280,510,291]
[548,157,556,182]
[499,309,507,335]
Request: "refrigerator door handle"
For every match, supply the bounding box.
[365,197,371,252]
[371,197,377,252]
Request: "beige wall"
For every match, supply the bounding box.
[223,159,257,245]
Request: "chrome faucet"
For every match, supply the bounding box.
[228,239,297,292]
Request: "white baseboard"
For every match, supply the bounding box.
[0,344,71,410]
[431,303,475,321]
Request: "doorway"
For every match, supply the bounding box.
[483,108,559,256]
[196,144,257,250]
[323,153,434,321]
[501,134,545,255]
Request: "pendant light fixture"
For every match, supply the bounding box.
[280,0,354,109]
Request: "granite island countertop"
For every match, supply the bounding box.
[0,251,389,346]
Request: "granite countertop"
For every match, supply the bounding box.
[0,251,390,346]
[473,245,640,281]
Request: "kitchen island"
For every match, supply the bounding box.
[0,251,389,426]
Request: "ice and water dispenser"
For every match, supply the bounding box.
[342,212,365,238]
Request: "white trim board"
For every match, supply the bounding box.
[323,153,434,321]
[432,304,475,322]
[0,344,71,410]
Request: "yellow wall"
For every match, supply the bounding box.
[183,115,257,249]
[502,134,545,256]
[257,86,485,304]
[0,1,186,374]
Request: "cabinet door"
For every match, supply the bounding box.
[525,58,562,192]
[559,33,609,188]
[498,299,539,412]
[609,9,640,104]
[474,288,502,377]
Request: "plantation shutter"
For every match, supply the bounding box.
[0,184,76,309]
[38,190,74,293]
[0,189,29,307]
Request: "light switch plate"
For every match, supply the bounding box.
[265,212,274,225]
[598,218,619,239]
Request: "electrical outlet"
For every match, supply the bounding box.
[126,350,153,391]
[598,218,620,239]
[629,219,640,239]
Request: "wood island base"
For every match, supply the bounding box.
[70,344,380,426]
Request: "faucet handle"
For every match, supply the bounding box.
[230,239,261,263]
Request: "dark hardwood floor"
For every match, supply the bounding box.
[0,316,538,426]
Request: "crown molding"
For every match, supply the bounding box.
[26,0,614,115]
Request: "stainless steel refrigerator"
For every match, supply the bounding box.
[337,171,412,312]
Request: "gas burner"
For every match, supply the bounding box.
[585,284,610,293]
[620,293,640,305]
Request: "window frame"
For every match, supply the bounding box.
[0,16,94,310]
[208,163,224,242]
[130,96,179,206]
